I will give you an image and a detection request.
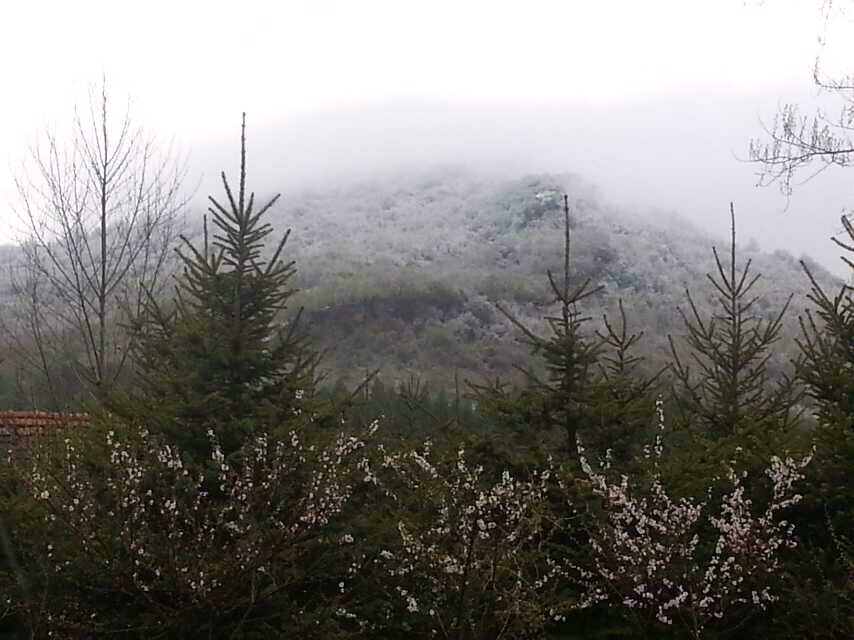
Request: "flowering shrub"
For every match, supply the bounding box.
[352,441,573,639]
[2,399,814,640]
[566,403,813,639]
[335,398,813,640]
[17,420,376,638]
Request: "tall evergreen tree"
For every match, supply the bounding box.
[174,114,316,417]
[668,204,799,465]
[751,216,854,640]
[794,218,854,533]
[798,259,854,431]
[112,114,318,452]
[470,195,609,463]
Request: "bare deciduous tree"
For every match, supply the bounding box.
[9,78,188,397]
[749,1,854,198]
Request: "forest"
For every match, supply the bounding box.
[0,100,852,640]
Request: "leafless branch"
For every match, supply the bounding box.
[9,77,189,397]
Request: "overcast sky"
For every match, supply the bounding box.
[3,0,854,276]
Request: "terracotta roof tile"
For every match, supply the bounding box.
[0,411,89,440]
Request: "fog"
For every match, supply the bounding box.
[3,0,854,278]
[184,84,853,279]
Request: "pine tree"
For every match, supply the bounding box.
[798,264,854,431]
[113,114,319,452]
[176,114,317,416]
[587,299,664,465]
[668,203,799,465]
[794,219,854,536]
[755,218,854,640]
[470,195,606,462]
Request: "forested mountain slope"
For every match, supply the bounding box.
[0,169,840,398]
[250,169,842,389]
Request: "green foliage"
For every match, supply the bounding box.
[470,195,604,462]
[797,263,854,432]
[703,217,854,638]
[6,413,371,639]
[668,204,801,477]
[112,115,320,455]
[470,196,658,471]
[776,247,854,639]
[586,299,663,465]
[0,453,48,638]
[769,542,854,640]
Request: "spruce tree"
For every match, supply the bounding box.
[754,215,854,639]
[668,204,799,466]
[588,299,663,465]
[470,195,607,462]
[798,262,854,431]
[114,114,318,452]
[794,218,854,536]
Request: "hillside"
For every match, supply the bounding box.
[0,169,843,398]
[254,169,844,390]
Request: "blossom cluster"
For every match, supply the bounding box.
[25,421,375,635]
[355,442,572,638]
[357,401,811,639]
[569,405,813,638]
[17,402,811,640]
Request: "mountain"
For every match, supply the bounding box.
[259,169,843,390]
[0,169,843,395]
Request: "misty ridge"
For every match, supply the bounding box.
[218,167,844,391]
[0,84,850,415]
[135,85,852,392]
[0,154,841,400]
[172,88,854,274]
[1,87,849,400]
